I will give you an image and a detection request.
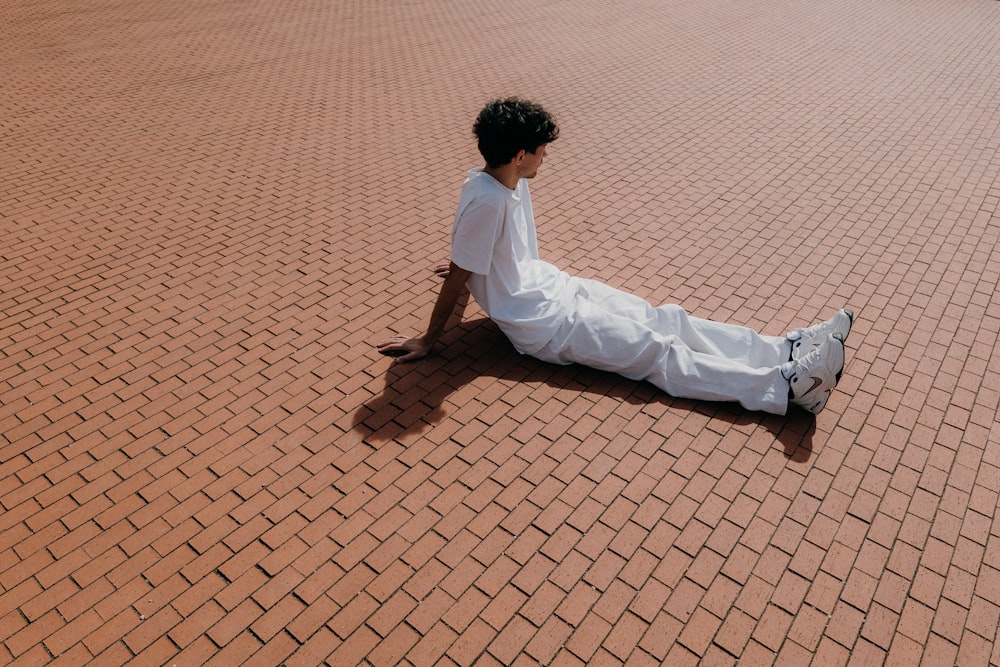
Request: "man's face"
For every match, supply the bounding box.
[518,144,548,179]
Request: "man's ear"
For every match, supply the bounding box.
[512,149,527,164]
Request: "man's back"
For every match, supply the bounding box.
[451,169,571,355]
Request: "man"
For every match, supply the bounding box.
[377,98,853,415]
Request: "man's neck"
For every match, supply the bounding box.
[483,164,519,190]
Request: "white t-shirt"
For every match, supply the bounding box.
[451,169,573,354]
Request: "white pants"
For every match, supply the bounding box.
[531,278,792,414]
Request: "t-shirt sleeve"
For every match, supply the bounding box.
[450,196,504,275]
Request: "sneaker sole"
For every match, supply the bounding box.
[832,332,846,382]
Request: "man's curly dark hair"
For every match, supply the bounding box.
[473,98,559,168]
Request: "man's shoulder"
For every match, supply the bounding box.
[461,171,509,206]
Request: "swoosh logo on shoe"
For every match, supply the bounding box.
[802,376,823,395]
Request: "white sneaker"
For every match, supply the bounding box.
[787,308,854,361]
[784,333,845,414]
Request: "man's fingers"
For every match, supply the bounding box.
[376,337,427,361]
[377,334,409,346]
[376,338,406,355]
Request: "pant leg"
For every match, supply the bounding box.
[572,278,790,368]
[535,279,790,414]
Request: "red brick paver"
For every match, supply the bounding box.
[3,0,1000,664]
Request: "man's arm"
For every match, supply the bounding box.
[376,262,472,362]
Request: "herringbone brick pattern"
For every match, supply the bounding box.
[3,0,999,664]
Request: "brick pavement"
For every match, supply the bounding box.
[3,0,1000,664]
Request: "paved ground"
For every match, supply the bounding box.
[3,0,1000,664]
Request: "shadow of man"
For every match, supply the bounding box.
[356,296,815,461]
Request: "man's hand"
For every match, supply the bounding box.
[376,335,432,362]
[377,262,471,363]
